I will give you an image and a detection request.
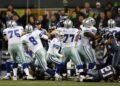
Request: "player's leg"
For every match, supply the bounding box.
[89,47,96,68]
[70,47,85,81]
[68,47,83,72]
[111,39,120,67]
[81,46,95,70]
[111,39,120,80]
[47,54,65,74]
[2,60,12,79]
[16,44,33,79]
[35,49,62,80]
[8,45,18,80]
[61,47,83,71]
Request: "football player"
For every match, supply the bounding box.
[3,20,33,80]
[47,30,65,76]
[57,19,84,81]
[21,22,62,81]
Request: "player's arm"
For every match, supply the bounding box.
[21,26,27,36]
[39,32,48,40]
[75,30,80,42]
[21,36,28,47]
[21,32,27,36]
[84,31,99,40]
[48,29,56,39]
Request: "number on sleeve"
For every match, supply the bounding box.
[29,36,38,45]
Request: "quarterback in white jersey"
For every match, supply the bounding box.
[21,29,48,53]
[21,22,62,80]
[3,21,33,80]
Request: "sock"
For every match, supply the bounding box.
[26,50,33,57]
[12,63,18,76]
[54,73,60,78]
[77,64,84,75]
[24,68,30,76]
[56,62,65,74]
[88,62,96,69]
[6,73,11,76]
[13,68,17,76]
[46,68,55,77]
[77,64,83,70]
[22,63,30,76]
[6,62,12,76]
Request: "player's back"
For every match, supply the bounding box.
[3,26,23,44]
[58,27,79,48]
[21,30,44,53]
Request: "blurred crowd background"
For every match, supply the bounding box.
[0,1,120,50]
[0,0,119,80]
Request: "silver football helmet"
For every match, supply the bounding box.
[82,18,92,28]
[55,29,64,41]
[63,19,73,28]
[108,19,116,28]
[87,17,96,26]
[6,20,17,27]
[25,24,33,33]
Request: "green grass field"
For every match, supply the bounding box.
[0,80,119,86]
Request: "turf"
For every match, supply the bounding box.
[0,80,119,86]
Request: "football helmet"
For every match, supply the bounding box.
[108,19,116,28]
[63,19,73,28]
[6,20,17,27]
[25,24,33,33]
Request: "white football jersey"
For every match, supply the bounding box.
[3,26,24,44]
[47,38,61,55]
[21,30,48,53]
[57,27,79,48]
[80,26,97,46]
[107,27,120,34]
[77,25,83,46]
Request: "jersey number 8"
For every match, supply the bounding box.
[8,29,20,38]
[29,36,38,45]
